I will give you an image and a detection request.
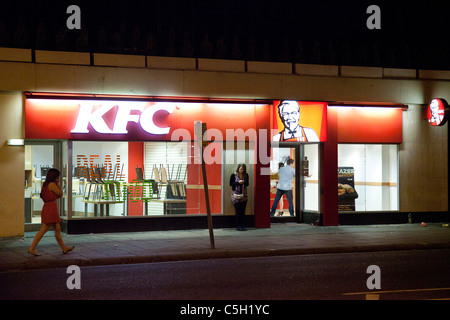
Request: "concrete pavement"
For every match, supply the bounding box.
[1,222,449,272]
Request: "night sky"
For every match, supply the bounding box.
[1,0,449,69]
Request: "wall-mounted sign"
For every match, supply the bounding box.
[272,100,327,143]
[70,102,174,135]
[25,98,268,141]
[334,106,403,143]
[427,98,448,126]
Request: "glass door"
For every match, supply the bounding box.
[270,147,297,218]
[24,140,66,228]
[269,144,320,223]
[303,143,320,212]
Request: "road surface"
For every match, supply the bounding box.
[1,249,449,302]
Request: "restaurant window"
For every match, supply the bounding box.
[143,141,189,215]
[70,140,226,218]
[338,144,399,212]
[72,141,129,218]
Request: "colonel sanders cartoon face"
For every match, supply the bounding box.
[429,99,440,123]
[278,100,301,133]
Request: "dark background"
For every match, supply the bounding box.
[1,0,449,69]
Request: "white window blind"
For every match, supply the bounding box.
[144,142,188,215]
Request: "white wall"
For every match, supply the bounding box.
[0,91,24,237]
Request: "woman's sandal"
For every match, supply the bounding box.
[27,249,41,256]
[63,246,75,254]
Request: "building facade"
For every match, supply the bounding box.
[0,48,448,237]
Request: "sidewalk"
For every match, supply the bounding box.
[1,222,449,272]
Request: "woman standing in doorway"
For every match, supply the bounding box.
[230,163,249,231]
[28,168,74,256]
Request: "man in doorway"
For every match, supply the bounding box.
[273,100,320,142]
[270,158,295,217]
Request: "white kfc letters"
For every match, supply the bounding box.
[71,102,174,135]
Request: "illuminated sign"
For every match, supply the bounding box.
[427,98,448,127]
[334,106,403,143]
[70,102,173,134]
[25,98,267,141]
[272,100,327,142]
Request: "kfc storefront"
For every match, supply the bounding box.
[24,93,406,233]
[269,100,404,225]
[24,94,275,233]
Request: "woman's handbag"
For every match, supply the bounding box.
[233,193,244,200]
[231,173,246,202]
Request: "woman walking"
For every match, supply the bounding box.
[28,168,74,256]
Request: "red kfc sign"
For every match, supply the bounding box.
[70,101,173,135]
[25,98,266,141]
[427,98,449,127]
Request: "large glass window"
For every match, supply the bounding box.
[27,139,256,220]
[71,141,129,218]
[69,140,230,218]
[144,141,189,215]
[338,144,399,212]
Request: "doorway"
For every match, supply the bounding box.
[270,144,320,223]
[24,140,66,230]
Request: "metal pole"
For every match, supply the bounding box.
[195,121,215,249]
[201,145,215,249]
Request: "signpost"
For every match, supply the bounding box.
[195,121,215,249]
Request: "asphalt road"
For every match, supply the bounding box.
[1,249,449,302]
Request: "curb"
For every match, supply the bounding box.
[2,241,450,272]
